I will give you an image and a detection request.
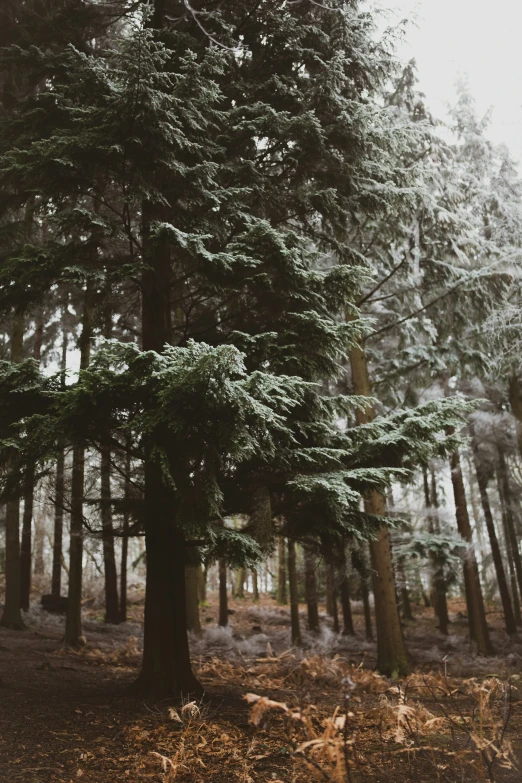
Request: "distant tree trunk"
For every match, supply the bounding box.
[185,564,201,634]
[237,567,246,598]
[1,310,25,630]
[120,444,131,623]
[19,314,43,611]
[497,449,522,609]
[218,558,228,627]
[52,325,68,601]
[197,565,207,603]
[429,468,449,634]
[304,544,320,633]
[350,343,408,675]
[396,556,414,621]
[65,286,93,647]
[338,543,354,635]
[472,441,517,636]
[324,542,339,633]
[101,441,120,624]
[277,537,287,604]
[287,538,302,645]
[33,508,45,577]
[252,568,259,601]
[450,448,493,655]
[353,546,373,640]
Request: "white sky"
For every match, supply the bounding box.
[372,0,522,164]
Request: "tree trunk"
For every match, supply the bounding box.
[508,373,522,458]
[324,542,340,632]
[52,325,68,601]
[120,444,131,623]
[472,441,517,636]
[185,564,202,634]
[101,441,120,624]
[1,311,25,630]
[338,543,354,635]
[287,538,302,645]
[252,568,259,601]
[497,449,522,611]
[197,565,207,603]
[237,567,246,598]
[304,544,320,633]
[450,448,493,655]
[64,286,93,647]
[349,343,408,675]
[277,537,287,604]
[429,468,449,634]
[396,556,414,621]
[218,558,228,627]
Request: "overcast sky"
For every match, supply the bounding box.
[372,0,522,163]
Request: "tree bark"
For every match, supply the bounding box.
[64,286,93,646]
[277,536,287,604]
[237,567,246,599]
[218,558,228,627]
[338,542,354,635]
[252,568,259,601]
[497,448,522,612]
[396,556,414,621]
[101,441,120,624]
[324,542,339,632]
[52,325,67,601]
[450,448,493,655]
[472,440,517,636]
[1,310,25,630]
[185,564,202,634]
[429,468,449,634]
[304,543,320,633]
[349,343,408,675]
[120,444,131,622]
[287,538,302,645]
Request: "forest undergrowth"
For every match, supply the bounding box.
[1,592,522,783]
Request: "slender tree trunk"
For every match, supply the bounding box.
[101,441,120,624]
[1,311,25,630]
[497,449,522,609]
[304,544,320,633]
[218,558,228,627]
[338,543,354,635]
[64,286,93,646]
[197,565,207,603]
[277,537,287,604]
[252,568,259,601]
[349,344,408,675]
[19,314,43,611]
[52,326,67,601]
[120,444,131,623]
[287,538,302,645]
[472,441,517,636]
[450,448,493,655]
[33,507,45,577]
[429,468,449,634]
[185,564,202,634]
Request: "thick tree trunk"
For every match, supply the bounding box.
[472,442,517,636]
[52,326,68,601]
[350,344,408,675]
[218,558,228,627]
[133,465,202,697]
[450,449,493,655]
[1,311,25,630]
[64,287,93,647]
[185,564,202,634]
[277,537,287,604]
[338,543,354,635]
[304,544,320,633]
[287,538,302,645]
[101,441,120,624]
[237,567,246,598]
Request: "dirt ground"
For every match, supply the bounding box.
[1,595,522,783]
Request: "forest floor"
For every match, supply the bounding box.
[1,593,522,783]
